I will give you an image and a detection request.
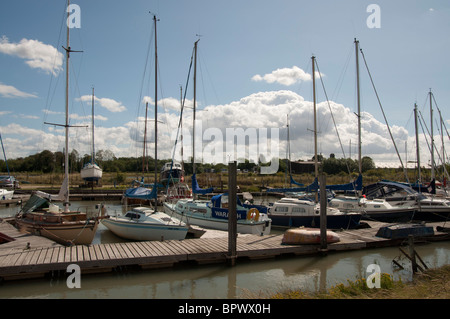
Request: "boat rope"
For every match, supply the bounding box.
[314,58,360,196]
[359,48,409,184]
[166,43,196,194]
[314,59,353,177]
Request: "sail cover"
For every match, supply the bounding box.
[124,186,157,199]
[192,173,213,194]
[326,174,363,191]
[290,175,304,187]
[267,178,319,193]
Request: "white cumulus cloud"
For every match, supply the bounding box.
[0,83,37,98]
[78,95,127,113]
[0,36,64,75]
[252,66,323,86]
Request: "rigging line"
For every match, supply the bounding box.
[331,42,353,102]
[170,45,196,165]
[418,111,450,181]
[314,59,352,176]
[132,20,155,160]
[198,49,221,106]
[431,93,450,142]
[359,48,409,183]
[42,1,67,152]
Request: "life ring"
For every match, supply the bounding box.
[246,208,259,221]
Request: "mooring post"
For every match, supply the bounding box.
[228,161,237,266]
[408,235,418,274]
[319,174,328,253]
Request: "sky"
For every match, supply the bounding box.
[0,0,449,172]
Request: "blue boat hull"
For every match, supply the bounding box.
[269,214,361,229]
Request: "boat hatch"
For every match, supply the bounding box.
[0,232,15,245]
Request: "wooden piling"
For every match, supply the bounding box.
[228,161,237,266]
[319,174,328,253]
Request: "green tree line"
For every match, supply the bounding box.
[0,149,376,176]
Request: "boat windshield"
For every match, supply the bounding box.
[125,212,141,219]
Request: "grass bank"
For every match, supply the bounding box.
[12,171,384,193]
[268,265,450,299]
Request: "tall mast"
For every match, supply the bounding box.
[414,103,421,183]
[192,39,199,200]
[153,14,159,186]
[180,85,183,169]
[430,89,435,180]
[91,87,95,164]
[63,0,71,212]
[312,56,318,180]
[192,39,199,177]
[354,38,362,175]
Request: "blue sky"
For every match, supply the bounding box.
[0,0,449,169]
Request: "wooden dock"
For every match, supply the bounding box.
[1,219,449,281]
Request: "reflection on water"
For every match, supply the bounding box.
[1,200,449,299]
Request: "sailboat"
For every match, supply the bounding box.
[268,55,361,229]
[103,15,188,241]
[327,39,416,223]
[163,39,271,234]
[0,132,15,200]
[15,0,107,246]
[80,87,103,184]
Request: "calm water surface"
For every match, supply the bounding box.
[1,200,449,299]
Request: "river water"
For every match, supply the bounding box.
[1,200,449,299]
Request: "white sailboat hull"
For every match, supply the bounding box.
[0,189,14,200]
[102,217,188,241]
[81,163,103,181]
[164,201,271,236]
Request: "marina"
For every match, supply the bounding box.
[1,215,449,282]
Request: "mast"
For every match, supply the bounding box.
[414,103,421,183]
[354,38,362,175]
[193,39,199,177]
[287,114,291,187]
[143,102,148,176]
[430,89,435,180]
[192,39,199,200]
[63,0,71,212]
[42,0,84,209]
[91,87,95,164]
[312,55,319,203]
[154,14,158,186]
[312,56,318,179]
[180,85,184,170]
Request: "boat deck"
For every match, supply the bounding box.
[0,219,449,281]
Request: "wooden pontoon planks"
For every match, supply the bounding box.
[1,221,449,281]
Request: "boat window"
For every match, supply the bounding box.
[292,207,306,213]
[125,212,140,219]
[275,206,289,213]
[344,203,354,209]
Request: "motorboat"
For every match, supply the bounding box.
[160,161,185,185]
[363,180,450,221]
[268,197,361,229]
[163,194,272,235]
[329,196,416,223]
[102,206,188,241]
